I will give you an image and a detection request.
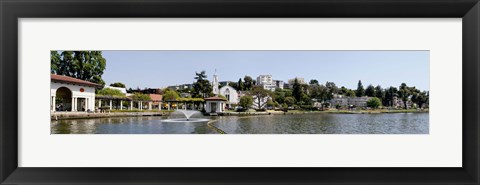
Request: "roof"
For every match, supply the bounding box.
[204,97,227,101]
[51,74,102,87]
[149,94,163,101]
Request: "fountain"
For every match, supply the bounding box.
[161,110,210,123]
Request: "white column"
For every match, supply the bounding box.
[176,103,179,110]
[84,98,88,112]
[109,100,113,110]
[71,97,75,111]
[51,96,56,111]
[98,99,101,108]
[120,100,123,110]
[139,101,142,110]
[168,102,171,110]
[130,101,133,110]
[159,102,162,110]
[148,102,152,110]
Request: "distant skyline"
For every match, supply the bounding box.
[101,50,429,91]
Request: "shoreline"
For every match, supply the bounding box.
[51,109,428,120]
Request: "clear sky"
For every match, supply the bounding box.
[101,50,429,91]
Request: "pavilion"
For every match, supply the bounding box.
[51,74,102,112]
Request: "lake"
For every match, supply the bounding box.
[51,113,429,134]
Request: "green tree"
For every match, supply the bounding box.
[131,93,151,101]
[292,78,303,102]
[384,86,398,107]
[374,85,384,99]
[309,79,319,85]
[367,97,382,109]
[163,89,180,101]
[238,96,253,110]
[192,71,212,98]
[110,82,126,88]
[250,86,271,109]
[243,76,254,90]
[365,84,375,97]
[50,51,61,74]
[237,78,245,91]
[272,88,286,104]
[346,90,356,97]
[398,83,411,109]
[96,88,125,97]
[228,82,239,90]
[51,51,107,85]
[325,81,338,100]
[356,80,365,97]
[266,99,275,108]
[284,96,296,107]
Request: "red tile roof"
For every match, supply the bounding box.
[204,97,226,101]
[51,74,102,87]
[149,94,163,101]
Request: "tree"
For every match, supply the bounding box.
[266,99,275,108]
[339,86,349,95]
[284,96,296,107]
[398,83,411,109]
[192,71,212,98]
[50,51,61,74]
[237,78,245,91]
[243,76,254,90]
[272,88,286,104]
[356,80,365,97]
[309,79,319,85]
[131,93,152,101]
[228,82,239,90]
[250,86,271,109]
[96,88,125,97]
[384,86,398,107]
[367,97,382,109]
[110,82,126,88]
[238,96,253,110]
[374,85,384,99]
[51,51,107,85]
[365,84,375,97]
[163,89,180,101]
[292,78,303,102]
[325,81,338,100]
[411,90,429,109]
[346,90,356,97]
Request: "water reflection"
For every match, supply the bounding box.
[212,113,429,134]
[51,113,428,134]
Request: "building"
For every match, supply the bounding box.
[219,85,239,108]
[256,75,277,91]
[273,80,284,90]
[167,84,193,91]
[51,74,102,112]
[204,97,227,114]
[128,88,162,94]
[329,95,372,108]
[212,74,219,96]
[288,77,306,85]
[256,75,273,85]
[219,81,233,87]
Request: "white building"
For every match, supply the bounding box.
[51,74,101,112]
[256,75,277,91]
[329,95,372,108]
[212,74,219,96]
[219,85,239,108]
[204,97,227,114]
[273,80,284,90]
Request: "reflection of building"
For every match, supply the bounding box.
[219,85,239,108]
[51,74,102,112]
[204,97,227,114]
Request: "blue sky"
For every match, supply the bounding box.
[101,50,429,91]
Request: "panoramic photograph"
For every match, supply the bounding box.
[50,50,429,134]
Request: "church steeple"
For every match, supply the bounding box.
[212,69,219,96]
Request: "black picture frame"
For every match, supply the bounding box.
[1,0,479,184]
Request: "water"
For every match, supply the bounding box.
[51,113,429,134]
